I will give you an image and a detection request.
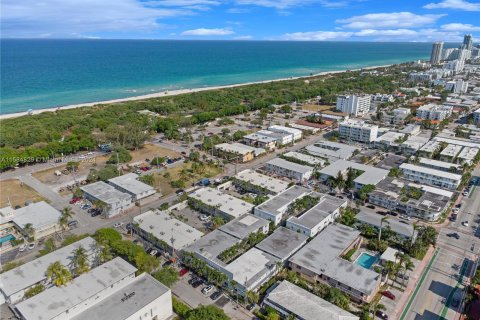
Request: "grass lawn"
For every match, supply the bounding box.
[153,162,222,196]
[302,104,334,112]
[0,179,45,207]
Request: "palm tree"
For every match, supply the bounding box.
[46,261,72,286]
[61,207,73,220]
[378,216,390,245]
[373,303,386,317]
[23,223,35,241]
[401,256,414,287]
[72,245,90,276]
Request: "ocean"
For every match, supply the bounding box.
[1,40,434,115]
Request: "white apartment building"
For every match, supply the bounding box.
[444,59,464,73]
[335,94,371,116]
[409,72,432,82]
[473,108,480,126]
[400,163,462,190]
[416,104,453,121]
[81,181,133,218]
[265,158,313,182]
[268,125,303,141]
[371,93,394,103]
[338,120,378,143]
[445,79,469,93]
[257,130,293,146]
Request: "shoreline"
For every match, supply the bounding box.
[0,63,394,120]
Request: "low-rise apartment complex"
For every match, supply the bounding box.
[338,120,378,143]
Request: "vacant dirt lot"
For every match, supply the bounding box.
[33,143,181,186]
[0,179,45,208]
[153,162,222,196]
[302,104,334,112]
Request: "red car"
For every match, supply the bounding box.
[69,197,81,204]
[382,290,396,300]
[179,268,189,277]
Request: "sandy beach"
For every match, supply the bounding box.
[0,64,392,120]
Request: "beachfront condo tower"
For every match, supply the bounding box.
[430,41,444,65]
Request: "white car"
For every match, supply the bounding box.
[113,222,124,228]
[202,285,214,295]
[150,249,158,256]
[199,215,210,222]
[463,191,469,196]
[28,243,36,250]
[463,221,469,227]
[19,243,27,252]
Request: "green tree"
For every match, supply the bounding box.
[325,287,350,310]
[46,261,72,286]
[378,216,390,245]
[66,161,80,172]
[388,167,403,178]
[24,284,45,298]
[107,147,132,164]
[212,216,225,229]
[94,228,122,244]
[337,207,357,227]
[358,184,375,201]
[72,245,90,276]
[139,174,155,186]
[22,223,35,240]
[185,305,229,320]
[152,267,179,287]
[39,238,57,256]
[134,251,159,273]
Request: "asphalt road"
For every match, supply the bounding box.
[402,184,480,320]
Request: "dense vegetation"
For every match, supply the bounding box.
[0,67,403,170]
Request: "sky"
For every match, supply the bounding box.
[1,0,480,42]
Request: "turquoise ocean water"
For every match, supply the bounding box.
[1,40,434,114]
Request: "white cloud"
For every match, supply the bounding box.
[233,35,253,39]
[280,27,468,42]
[441,23,480,31]
[337,12,445,29]
[424,0,480,11]
[1,0,193,37]
[181,27,234,36]
[281,30,353,40]
[234,0,348,10]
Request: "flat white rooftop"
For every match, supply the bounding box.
[457,147,479,160]
[133,210,203,250]
[283,152,325,166]
[189,188,254,218]
[319,160,388,186]
[11,201,60,231]
[225,247,278,289]
[419,140,441,153]
[304,141,359,160]
[400,163,462,181]
[440,144,463,157]
[234,169,289,194]
[215,142,265,156]
[1,237,97,299]
[219,214,269,240]
[266,157,313,174]
[374,131,405,144]
[265,280,359,320]
[108,173,155,196]
[71,273,170,320]
[434,136,480,149]
[256,186,310,218]
[244,133,277,143]
[15,258,137,320]
[81,181,132,204]
[418,157,461,170]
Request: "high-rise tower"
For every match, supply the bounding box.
[430,41,444,64]
[463,34,473,50]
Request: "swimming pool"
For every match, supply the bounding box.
[0,234,16,244]
[355,252,378,269]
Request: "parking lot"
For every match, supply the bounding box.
[172,273,254,320]
[170,207,211,233]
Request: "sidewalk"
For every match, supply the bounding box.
[391,245,436,320]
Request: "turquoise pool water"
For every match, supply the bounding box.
[0,234,15,244]
[355,252,378,269]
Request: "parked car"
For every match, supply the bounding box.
[382,291,396,300]
[28,243,36,250]
[90,210,101,217]
[67,220,78,228]
[179,268,189,277]
[200,214,210,222]
[19,243,27,252]
[146,247,153,254]
[366,205,375,209]
[463,221,469,227]
[113,222,124,228]
[149,249,158,256]
[69,197,81,204]
[81,204,91,210]
[447,232,460,239]
[188,277,198,285]
[246,304,256,311]
[210,291,222,300]
[202,285,214,295]
[176,189,185,196]
[192,280,203,288]
[375,310,388,320]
